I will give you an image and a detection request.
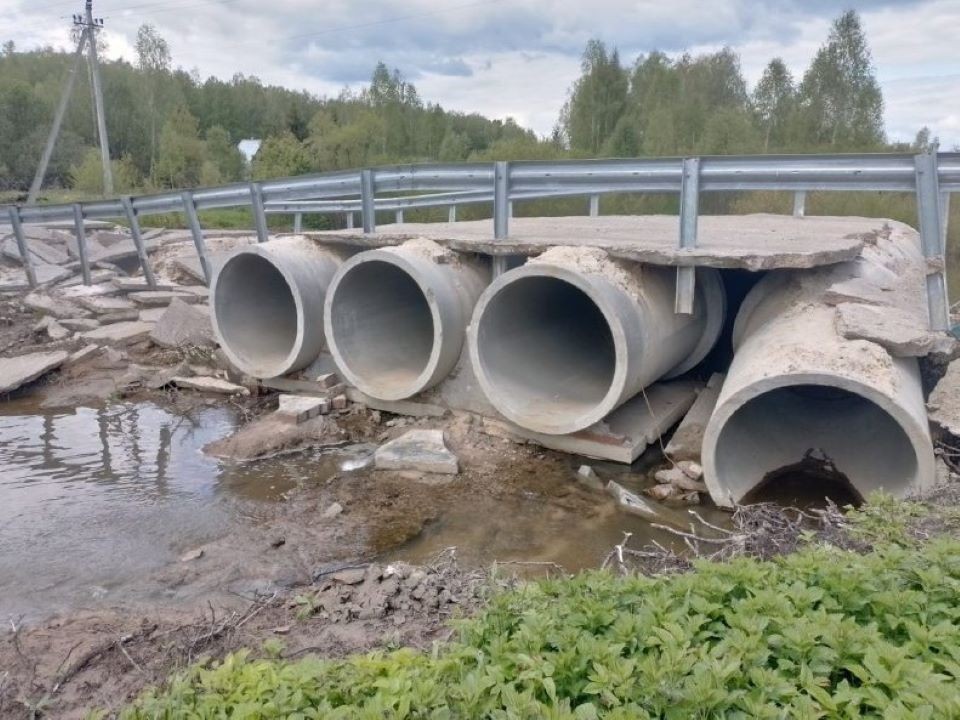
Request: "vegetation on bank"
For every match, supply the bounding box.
[114,498,960,718]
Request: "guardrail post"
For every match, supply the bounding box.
[395,209,404,225]
[71,203,92,286]
[492,161,510,276]
[249,182,269,243]
[361,169,375,233]
[589,194,599,217]
[293,212,303,234]
[120,196,157,289]
[793,190,806,218]
[181,191,212,286]
[914,152,950,331]
[448,205,457,223]
[940,191,950,254]
[8,206,37,289]
[675,157,700,314]
[346,212,354,230]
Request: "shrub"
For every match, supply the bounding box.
[120,538,960,718]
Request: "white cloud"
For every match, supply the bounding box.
[2,0,957,145]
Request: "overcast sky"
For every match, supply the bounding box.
[5,0,959,147]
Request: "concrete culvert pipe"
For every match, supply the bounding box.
[324,240,488,401]
[211,236,343,379]
[469,247,725,435]
[702,269,935,508]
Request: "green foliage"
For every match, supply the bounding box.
[69,148,141,196]
[154,104,205,188]
[120,539,960,718]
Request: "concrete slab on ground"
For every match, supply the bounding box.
[486,379,702,463]
[314,214,886,271]
[928,360,960,437]
[172,376,250,395]
[81,320,153,344]
[128,290,200,307]
[276,394,330,423]
[663,373,724,462]
[374,429,459,474]
[0,350,69,393]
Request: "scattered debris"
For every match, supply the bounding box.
[576,464,604,492]
[653,465,707,493]
[928,358,960,438]
[375,429,459,474]
[65,343,102,366]
[33,315,70,341]
[172,376,250,396]
[128,290,200,308]
[322,502,344,519]
[180,548,204,562]
[605,480,687,528]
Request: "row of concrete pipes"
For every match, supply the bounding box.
[211,234,934,507]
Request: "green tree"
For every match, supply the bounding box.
[752,58,795,151]
[205,125,245,181]
[70,148,141,195]
[135,24,171,177]
[154,104,205,187]
[252,131,311,179]
[797,10,884,148]
[562,40,628,153]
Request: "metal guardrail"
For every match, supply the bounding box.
[3,152,956,329]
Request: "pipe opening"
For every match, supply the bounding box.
[475,276,616,425]
[329,260,434,394]
[741,457,864,508]
[215,254,297,373]
[714,384,918,503]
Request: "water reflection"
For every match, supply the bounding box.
[0,400,293,618]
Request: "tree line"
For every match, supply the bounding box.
[0,10,939,199]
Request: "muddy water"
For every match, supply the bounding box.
[0,399,722,621]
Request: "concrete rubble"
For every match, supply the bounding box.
[0,350,69,394]
[149,298,213,349]
[663,373,724,462]
[276,393,330,424]
[605,480,688,528]
[82,321,154,344]
[927,359,960,438]
[374,429,459,474]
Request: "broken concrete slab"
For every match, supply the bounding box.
[605,480,688,528]
[928,359,960,438]
[59,318,100,331]
[33,316,70,341]
[500,380,702,463]
[374,429,459,474]
[663,373,724,462]
[59,281,122,300]
[57,269,117,288]
[98,309,141,324]
[128,290,200,308]
[835,302,957,358]
[81,320,154,344]
[112,279,174,292]
[276,394,330,424]
[261,376,346,398]
[138,307,167,323]
[77,295,136,314]
[65,343,102,366]
[2,237,70,265]
[149,298,214,349]
[0,350,69,394]
[172,376,250,395]
[0,264,73,291]
[23,292,89,319]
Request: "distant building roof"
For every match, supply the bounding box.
[237,139,261,163]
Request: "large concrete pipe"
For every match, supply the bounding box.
[702,227,936,507]
[468,247,725,435]
[212,236,343,379]
[324,239,488,401]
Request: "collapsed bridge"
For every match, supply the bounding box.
[4,152,958,506]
